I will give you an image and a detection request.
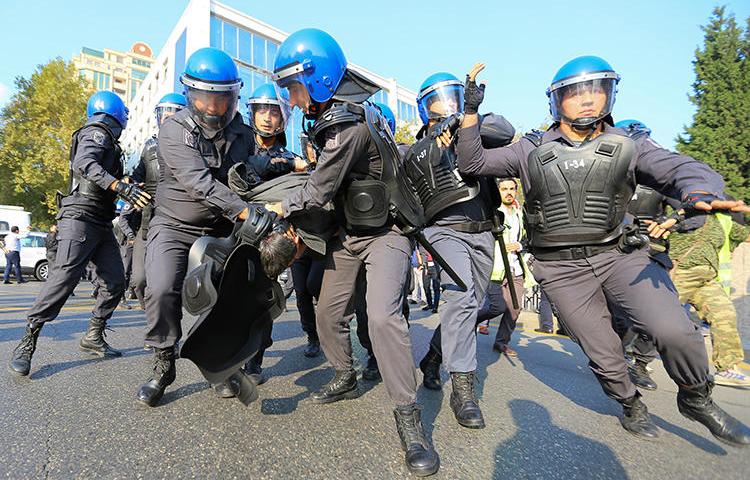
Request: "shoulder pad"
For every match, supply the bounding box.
[523,129,545,147]
[310,102,365,147]
[621,127,650,141]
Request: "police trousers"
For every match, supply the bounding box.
[316,229,416,406]
[27,216,125,326]
[424,227,494,373]
[532,247,709,401]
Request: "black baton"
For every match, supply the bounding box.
[492,211,519,309]
[411,230,468,292]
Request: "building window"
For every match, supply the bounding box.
[252,34,266,71]
[266,41,278,70]
[223,22,237,58]
[210,15,222,49]
[130,80,140,101]
[239,29,252,64]
[131,70,147,81]
[133,58,151,68]
[93,71,111,90]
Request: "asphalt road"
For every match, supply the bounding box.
[0,280,748,479]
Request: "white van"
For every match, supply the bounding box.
[0,205,32,231]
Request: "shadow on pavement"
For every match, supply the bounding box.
[651,414,727,455]
[29,347,151,380]
[493,399,629,480]
[159,381,210,406]
[260,368,328,415]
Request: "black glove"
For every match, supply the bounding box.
[682,191,721,210]
[430,113,463,140]
[236,205,276,246]
[113,181,151,209]
[464,74,486,115]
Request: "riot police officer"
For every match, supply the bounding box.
[403,72,497,430]
[267,29,440,476]
[455,57,750,446]
[136,48,256,406]
[9,91,151,376]
[129,93,187,309]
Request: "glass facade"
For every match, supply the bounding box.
[133,58,151,68]
[398,100,418,124]
[370,89,390,106]
[93,71,111,90]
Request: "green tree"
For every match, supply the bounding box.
[0,58,92,227]
[676,7,750,199]
[395,122,418,145]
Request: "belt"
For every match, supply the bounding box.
[442,220,493,234]
[532,241,619,261]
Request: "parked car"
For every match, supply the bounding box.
[0,231,49,281]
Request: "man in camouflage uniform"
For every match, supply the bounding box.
[670,212,750,387]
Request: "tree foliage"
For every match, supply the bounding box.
[676,7,750,199]
[0,58,92,227]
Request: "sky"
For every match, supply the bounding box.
[1,0,749,149]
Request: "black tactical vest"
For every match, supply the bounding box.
[309,102,424,232]
[141,136,160,196]
[67,118,123,204]
[403,132,480,223]
[628,185,665,236]
[524,133,636,248]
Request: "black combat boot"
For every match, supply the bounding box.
[619,392,659,439]
[419,349,442,391]
[678,380,750,446]
[449,372,485,429]
[243,358,266,386]
[311,369,358,404]
[362,355,381,381]
[137,347,177,407]
[394,403,440,476]
[628,360,657,391]
[79,318,122,357]
[213,377,240,398]
[9,323,42,376]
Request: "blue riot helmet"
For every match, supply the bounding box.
[87,91,129,129]
[416,72,464,125]
[272,28,347,114]
[547,55,620,130]
[180,48,242,132]
[373,102,396,134]
[614,119,652,136]
[155,93,186,127]
[247,83,291,138]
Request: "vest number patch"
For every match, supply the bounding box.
[563,159,585,170]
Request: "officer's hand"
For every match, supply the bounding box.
[112,180,152,210]
[436,131,454,149]
[506,242,522,252]
[464,63,487,115]
[265,202,284,216]
[293,158,308,172]
[683,191,750,214]
[645,219,675,239]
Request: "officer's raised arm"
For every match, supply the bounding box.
[454,62,523,178]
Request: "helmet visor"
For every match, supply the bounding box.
[185,86,239,132]
[248,91,291,137]
[550,77,617,124]
[155,105,183,127]
[273,72,312,113]
[417,82,464,124]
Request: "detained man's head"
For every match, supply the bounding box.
[498,178,518,206]
[259,221,305,278]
